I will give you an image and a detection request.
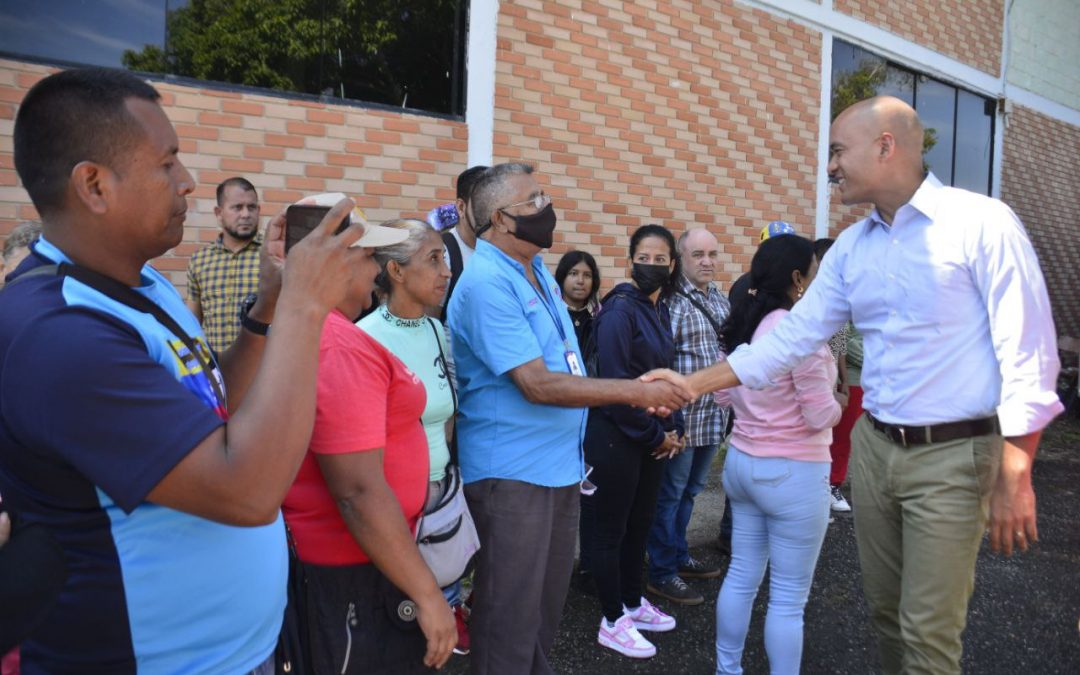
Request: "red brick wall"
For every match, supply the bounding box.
[0,58,467,294]
[1000,105,1080,339]
[491,0,822,292]
[834,0,1002,76]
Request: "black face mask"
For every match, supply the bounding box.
[631,263,670,296]
[505,203,557,249]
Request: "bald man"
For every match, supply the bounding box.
[648,96,1062,674]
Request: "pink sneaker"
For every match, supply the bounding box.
[597,614,656,658]
[625,597,676,632]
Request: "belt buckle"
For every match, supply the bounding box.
[898,426,907,448]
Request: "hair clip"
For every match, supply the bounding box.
[747,288,757,296]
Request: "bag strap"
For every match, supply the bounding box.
[426,317,457,414]
[427,317,460,465]
[674,288,724,343]
[439,231,465,323]
[11,262,227,408]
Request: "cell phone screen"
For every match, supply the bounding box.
[284,205,351,253]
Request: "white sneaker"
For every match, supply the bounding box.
[597,614,656,658]
[830,485,852,512]
[625,597,676,632]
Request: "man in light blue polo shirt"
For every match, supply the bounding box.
[449,163,689,674]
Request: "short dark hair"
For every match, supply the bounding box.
[216,177,258,206]
[456,165,488,202]
[629,224,682,299]
[555,250,601,304]
[14,67,161,217]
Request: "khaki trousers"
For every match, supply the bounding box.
[851,415,1002,675]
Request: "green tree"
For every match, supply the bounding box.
[122,0,462,113]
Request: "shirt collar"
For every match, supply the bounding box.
[677,273,715,298]
[213,233,263,252]
[33,234,157,288]
[868,173,943,231]
[476,238,543,276]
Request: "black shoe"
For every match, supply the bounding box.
[715,535,732,556]
[646,577,704,606]
[678,556,722,579]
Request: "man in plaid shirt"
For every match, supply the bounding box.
[646,227,731,606]
[186,177,262,352]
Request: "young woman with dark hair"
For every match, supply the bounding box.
[554,249,601,349]
[581,224,685,659]
[712,234,843,674]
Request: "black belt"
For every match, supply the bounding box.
[865,412,1000,447]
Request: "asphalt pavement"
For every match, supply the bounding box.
[447,413,1080,674]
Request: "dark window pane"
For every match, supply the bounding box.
[331,0,462,113]
[832,41,882,79]
[914,76,956,185]
[0,0,466,116]
[880,65,914,107]
[831,41,887,119]
[953,90,994,195]
[0,0,167,68]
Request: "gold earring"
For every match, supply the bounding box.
[797,285,804,299]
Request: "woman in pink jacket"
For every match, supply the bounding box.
[712,234,845,675]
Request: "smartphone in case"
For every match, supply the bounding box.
[284,204,351,253]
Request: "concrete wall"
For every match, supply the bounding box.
[1006,0,1080,110]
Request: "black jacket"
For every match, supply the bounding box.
[591,283,684,449]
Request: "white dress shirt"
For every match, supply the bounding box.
[728,174,1063,437]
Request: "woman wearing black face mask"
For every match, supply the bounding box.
[580,224,686,659]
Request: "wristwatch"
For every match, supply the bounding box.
[239,293,271,336]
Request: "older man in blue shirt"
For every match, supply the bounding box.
[449,162,689,675]
[651,97,1063,674]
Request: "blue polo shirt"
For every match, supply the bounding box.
[0,237,284,674]
[448,240,586,488]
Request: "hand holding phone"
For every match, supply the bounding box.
[284,204,352,253]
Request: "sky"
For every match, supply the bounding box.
[0,0,187,67]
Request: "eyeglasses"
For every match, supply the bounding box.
[499,192,551,213]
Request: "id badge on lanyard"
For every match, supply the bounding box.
[565,349,584,377]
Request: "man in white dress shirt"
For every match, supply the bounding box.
[650,96,1062,674]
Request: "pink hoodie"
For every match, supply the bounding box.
[714,309,841,462]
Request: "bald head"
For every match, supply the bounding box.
[838,96,924,165]
[679,227,720,291]
[828,96,927,218]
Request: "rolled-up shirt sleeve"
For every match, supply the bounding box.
[972,203,1063,436]
[727,248,852,390]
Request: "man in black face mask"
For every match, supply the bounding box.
[447,162,691,675]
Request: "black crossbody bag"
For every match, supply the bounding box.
[673,288,735,436]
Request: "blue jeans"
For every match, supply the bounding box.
[443,579,462,607]
[715,447,830,675]
[647,443,718,582]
